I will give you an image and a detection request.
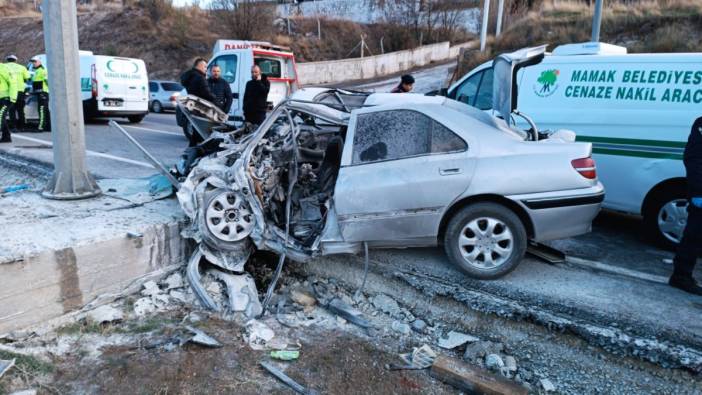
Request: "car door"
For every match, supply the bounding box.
[334,109,473,244]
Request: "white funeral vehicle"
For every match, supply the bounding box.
[25,51,149,123]
[448,42,702,247]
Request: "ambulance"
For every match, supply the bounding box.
[26,51,149,123]
[176,40,299,137]
[447,42,702,248]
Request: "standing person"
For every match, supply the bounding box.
[669,116,702,296]
[5,55,29,131]
[180,58,216,146]
[207,65,233,114]
[0,61,18,143]
[31,56,50,132]
[390,74,415,93]
[243,65,270,125]
[181,58,216,103]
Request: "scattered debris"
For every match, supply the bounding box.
[247,320,276,350]
[504,356,517,373]
[133,297,158,317]
[86,305,124,324]
[141,281,161,297]
[1,184,30,194]
[8,390,37,395]
[463,341,505,362]
[324,298,370,329]
[485,354,505,371]
[290,289,316,307]
[0,358,16,379]
[540,378,557,392]
[185,326,222,348]
[371,294,402,318]
[400,344,437,369]
[271,350,300,361]
[430,355,528,395]
[438,331,479,350]
[164,272,185,290]
[411,319,427,332]
[391,321,411,335]
[260,361,319,395]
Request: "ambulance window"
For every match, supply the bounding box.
[210,55,238,84]
[454,71,483,107]
[474,68,493,110]
[255,58,282,78]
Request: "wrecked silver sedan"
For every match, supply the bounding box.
[176,46,603,315]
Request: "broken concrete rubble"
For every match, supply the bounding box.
[438,331,480,350]
[86,305,124,325]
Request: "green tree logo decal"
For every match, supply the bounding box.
[534,69,560,97]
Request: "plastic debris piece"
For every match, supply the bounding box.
[326,298,370,329]
[438,331,479,349]
[271,350,300,361]
[1,184,30,194]
[401,345,438,369]
[0,358,15,379]
[185,325,222,348]
[260,361,319,395]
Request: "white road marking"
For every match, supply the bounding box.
[122,124,182,136]
[12,134,155,168]
[565,256,669,284]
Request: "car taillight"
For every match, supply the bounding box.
[571,157,597,179]
[91,64,97,98]
[170,94,177,102]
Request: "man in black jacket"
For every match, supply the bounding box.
[670,116,702,296]
[181,58,216,103]
[243,65,270,125]
[207,65,233,114]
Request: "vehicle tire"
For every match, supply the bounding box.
[151,101,163,113]
[643,184,688,250]
[198,188,256,252]
[443,202,527,280]
[127,114,146,124]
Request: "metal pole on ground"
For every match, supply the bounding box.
[480,0,491,52]
[496,0,505,37]
[41,0,101,200]
[591,0,603,42]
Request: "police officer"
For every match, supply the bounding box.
[31,56,50,132]
[5,55,29,131]
[669,117,702,296]
[0,61,18,143]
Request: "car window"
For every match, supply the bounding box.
[210,55,238,84]
[149,82,159,92]
[352,110,465,165]
[254,57,282,78]
[431,120,467,153]
[161,82,183,91]
[474,67,494,110]
[454,71,483,106]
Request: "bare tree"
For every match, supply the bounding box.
[209,0,276,40]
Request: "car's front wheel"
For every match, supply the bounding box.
[444,202,527,279]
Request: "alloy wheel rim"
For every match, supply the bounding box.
[458,217,514,269]
[205,191,254,242]
[657,199,688,244]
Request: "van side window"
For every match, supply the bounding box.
[454,71,483,107]
[474,67,494,110]
[210,55,238,84]
[254,58,282,78]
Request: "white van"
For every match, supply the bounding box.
[447,42,702,247]
[26,51,149,123]
[176,40,299,136]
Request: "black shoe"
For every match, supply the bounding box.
[669,275,702,296]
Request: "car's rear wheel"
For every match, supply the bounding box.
[444,203,527,279]
[644,184,687,250]
[151,100,163,113]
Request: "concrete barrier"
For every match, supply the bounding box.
[297,40,478,85]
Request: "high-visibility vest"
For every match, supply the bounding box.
[33,65,49,94]
[0,64,18,102]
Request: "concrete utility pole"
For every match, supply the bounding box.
[42,0,101,200]
[496,0,505,37]
[480,0,490,52]
[591,0,603,42]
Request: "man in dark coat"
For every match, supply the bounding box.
[243,65,270,125]
[207,65,233,114]
[181,58,216,103]
[390,74,415,93]
[670,116,702,296]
